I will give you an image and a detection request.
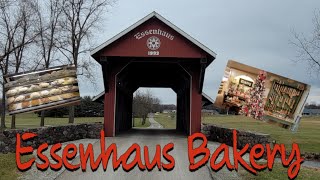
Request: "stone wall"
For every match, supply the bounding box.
[201,123,320,161]
[201,123,271,151]
[0,123,103,153]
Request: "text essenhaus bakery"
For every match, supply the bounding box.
[134,29,175,40]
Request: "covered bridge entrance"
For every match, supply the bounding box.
[91,12,216,137]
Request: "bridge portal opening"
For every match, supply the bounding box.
[132,88,177,130]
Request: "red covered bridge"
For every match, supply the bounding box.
[91,12,216,137]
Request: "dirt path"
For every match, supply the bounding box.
[147,113,163,129]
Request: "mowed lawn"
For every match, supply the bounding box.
[0,153,32,180]
[133,118,151,128]
[238,162,320,180]
[154,113,176,129]
[202,115,320,153]
[1,113,104,129]
[1,113,150,130]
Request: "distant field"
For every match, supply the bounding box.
[154,113,176,129]
[1,113,104,129]
[202,115,320,153]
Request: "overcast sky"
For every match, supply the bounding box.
[81,0,320,105]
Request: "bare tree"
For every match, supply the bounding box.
[57,0,115,123]
[10,1,38,128]
[291,10,320,77]
[34,0,64,127]
[0,1,38,128]
[133,90,161,125]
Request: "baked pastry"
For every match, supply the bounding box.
[30,92,41,99]
[7,97,15,104]
[59,86,71,92]
[39,82,50,88]
[40,90,50,97]
[48,95,61,102]
[16,103,23,110]
[22,101,30,108]
[15,95,25,102]
[31,99,41,106]
[18,87,28,94]
[41,98,50,104]
[65,77,77,85]
[57,78,65,85]
[61,93,73,99]
[8,104,16,111]
[49,88,62,95]
[6,88,18,96]
[9,103,22,110]
[71,92,80,98]
[28,85,41,92]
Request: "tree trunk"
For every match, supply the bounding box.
[11,115,15,129]
[1,83,6,128]
[142,115,146,125]
[40,110,45,126]
[68,106,75,123]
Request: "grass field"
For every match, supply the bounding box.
[133,118,151,128]
[154,113,176,129]
[1,113,149,129]
[202,115,320,153]
[0,153,32,180]
[238,162,320,179]
[1,113,104,129]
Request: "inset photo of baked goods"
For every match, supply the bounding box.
[4,65,79,114]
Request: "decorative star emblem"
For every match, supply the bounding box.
[146,36,161,50]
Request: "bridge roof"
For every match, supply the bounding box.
[91,11,216,62]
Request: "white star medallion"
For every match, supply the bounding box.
[146,36,161,50]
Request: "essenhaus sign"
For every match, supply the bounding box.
[134,29,175,40]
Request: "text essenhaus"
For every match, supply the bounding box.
[134,29,175,40]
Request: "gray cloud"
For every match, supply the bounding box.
[81,0,320,104]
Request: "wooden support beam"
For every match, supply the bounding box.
[199,58,207,93]
[101,57,110,93]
